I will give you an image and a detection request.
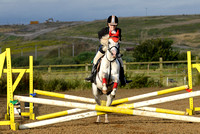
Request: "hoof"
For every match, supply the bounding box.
[105,120,109,124]
[95,121,100,124]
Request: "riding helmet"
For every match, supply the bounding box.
[107,15,118,25]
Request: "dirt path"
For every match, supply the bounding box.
[1,86,200,134]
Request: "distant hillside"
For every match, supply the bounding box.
[1,14,200,56]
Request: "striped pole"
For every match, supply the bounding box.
[35,86,188,120]
[34,89,96,103]
[36,108,86,120]
[111,85,188,105]
[20,111,105,129]
[117,90,199,109]
[17,109,194,130]
[137,107,186,115]
[35,85,188,105]
[14,92,200,127]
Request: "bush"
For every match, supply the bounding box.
[126,74,160,89]
[133,38,179,62]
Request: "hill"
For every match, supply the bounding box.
[1,14,200,59]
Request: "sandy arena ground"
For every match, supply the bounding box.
[1,86,200,134]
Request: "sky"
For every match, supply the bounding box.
[0,0,200,25]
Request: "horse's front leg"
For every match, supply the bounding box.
[105,94,115,123]
[105,79,119,123]
[111,78,119,97]
[102,73,108,94]
[92,84,102,123]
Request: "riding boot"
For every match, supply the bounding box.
[120,66,132,86]
[85,64,98,83]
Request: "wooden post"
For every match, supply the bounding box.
[48,66,51,73]
[85,63,88,72]
[147,64,150,76]
[35,45,37,60]
[124,61,126,73]
[72,44,74,57]
[159,57,163,85]
[58,47,60,58]
[21,48,23,57]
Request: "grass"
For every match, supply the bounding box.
[1,14,200,58]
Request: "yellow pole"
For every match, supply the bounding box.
[0,52,6,78]
[29,56,35,120]
[37,111,69,120]
[5,48,18,130]
[187,51,194,115]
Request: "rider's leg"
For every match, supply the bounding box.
[85,47,105,82]
[118,58,132,86]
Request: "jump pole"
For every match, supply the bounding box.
[112,85,188,105]
[117,90,200,109]
[16,90,199,113]
[14,98,200,129]
[20,111,105,129]
[34,89,96,103]
[37,106,186,120]
[35,86,188,120]
[35,85,188,105]
[14,92,200,126]
[18,108,197,129]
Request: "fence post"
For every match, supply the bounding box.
[196,56,199,64]
[124,61,126,74]
[48,66,51,73]
[166,77,168,86]
[35,45,37,60]
[58,47,61,58]
[21,48,23,57]
[147,64,150,76]
[85,63,88,72]
[159,57,163,85]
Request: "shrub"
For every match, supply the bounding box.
[126,74,160,89]
[133,38,179,62]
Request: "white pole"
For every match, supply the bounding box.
[118,91,200,109]
[19,108,200,129]
[21,89,197,110]
[19,111,103,129]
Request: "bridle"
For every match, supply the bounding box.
[97,38,119,87]
[106,38,119,62]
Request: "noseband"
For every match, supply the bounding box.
[106,40,119,62]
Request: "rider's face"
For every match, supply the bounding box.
[108,24,117,31]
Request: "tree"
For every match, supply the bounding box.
[133,38,179,62]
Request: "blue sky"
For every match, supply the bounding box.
[1,0,200,25]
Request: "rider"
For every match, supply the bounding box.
[85,15,132,86]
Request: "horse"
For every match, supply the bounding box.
[92,37,120,123]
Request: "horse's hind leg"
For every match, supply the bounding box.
[105,94,115,123]
[92,84,102,123]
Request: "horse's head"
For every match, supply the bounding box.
[107,37,119,59]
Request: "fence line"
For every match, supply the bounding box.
[33,57,199,86]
